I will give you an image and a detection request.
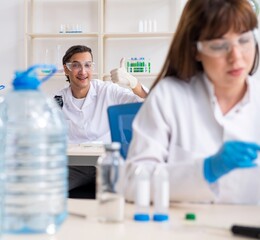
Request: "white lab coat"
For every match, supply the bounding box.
[125,73,260,204]
[55,79,142,144]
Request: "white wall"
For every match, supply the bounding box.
[0,1,68,96]
[0,0,24,93]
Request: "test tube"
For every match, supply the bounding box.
[59,24,65,33]
[152,164,170,222]
[153,19,157,32]
[144,20,148,32]
[56,45,63,72]
[42,49,52,74]
[139,20,144,32]
[148,19,152,32]
[133,165,151,222]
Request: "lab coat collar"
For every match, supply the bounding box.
[202,73,251,107]
[81,80,97,109]
[66,81,97,109]
[201,73,252,125]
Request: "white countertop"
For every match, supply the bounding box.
[4,199,260,240]
[67,143,105,156]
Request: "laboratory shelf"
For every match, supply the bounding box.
[24,0,186,89]
[103,32,174,39]
[26,33,99,39]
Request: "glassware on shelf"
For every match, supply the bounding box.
[126,57,151,73]
[59,24,83,34]
[56,45,64,73]
[41,49,52,74]
[138,19,157,33]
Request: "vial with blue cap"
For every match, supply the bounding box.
[2,64,68,235]
[133,164,151,222]
[152,164,170,222]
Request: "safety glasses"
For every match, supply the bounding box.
[66,61,95,72]
[196,29,257,58]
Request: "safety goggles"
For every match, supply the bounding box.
[66,61,95,72]
[196,30,257,58]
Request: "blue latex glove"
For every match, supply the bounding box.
[204,141,260,183]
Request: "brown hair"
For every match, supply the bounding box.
[151,0,259,89]
[62,45,93,82]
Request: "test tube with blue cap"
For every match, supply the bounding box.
[152,164,170,222]
[133,164,151,221]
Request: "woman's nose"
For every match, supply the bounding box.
[227,44,243,62]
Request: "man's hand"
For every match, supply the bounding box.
[110,58,138,89]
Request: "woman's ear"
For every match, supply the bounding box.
[192,45,201,62]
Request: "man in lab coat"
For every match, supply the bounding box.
[54,45,147,193]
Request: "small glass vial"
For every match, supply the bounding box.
[153,19,157,32]
[96,142,125,222]
[133,165,151,222]
[143,19,148,32]
[59,24,65,33]
[148,19,152,32]
[152,164,170,222]
[138,20,144,32]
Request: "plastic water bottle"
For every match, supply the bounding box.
[3,64,68,234]
[152,164,170,222]
[97,142,125,222]
[0,89,5,239]
[133,164,151,221]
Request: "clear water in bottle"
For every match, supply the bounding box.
[98,187,125,223]
[97,142,125,222]
[3,65,68,234]
[0,94,6,239]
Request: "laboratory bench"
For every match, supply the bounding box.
[4,199,260,240]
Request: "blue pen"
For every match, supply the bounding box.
[0,85,5,90]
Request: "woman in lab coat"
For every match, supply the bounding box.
[125,0,260,204]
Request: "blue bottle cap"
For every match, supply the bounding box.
[13,71,40,90]
[12,64,57,90]
[134,213,150,222]
[153,213,169,222]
